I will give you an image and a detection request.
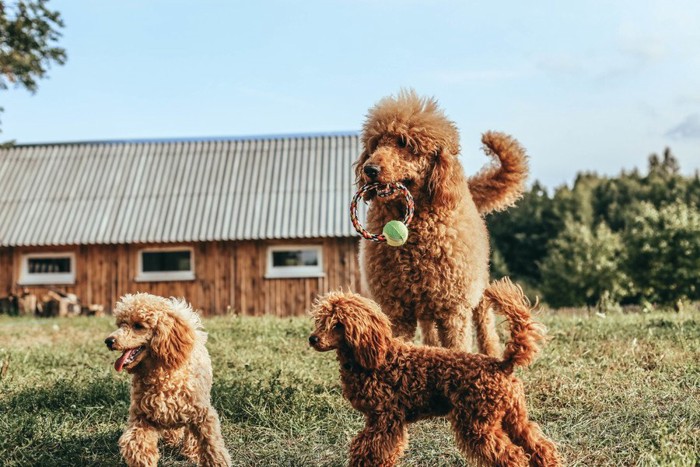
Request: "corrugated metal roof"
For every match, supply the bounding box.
[0,133,365,246]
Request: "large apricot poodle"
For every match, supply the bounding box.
[309,279,561,467]
[355,89,528,352]
[105,293,231,467]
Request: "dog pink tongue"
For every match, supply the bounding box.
[114,349,134,372]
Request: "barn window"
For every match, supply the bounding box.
[265,245,324,279]
[136,248,195,282]
[19,252,76,285]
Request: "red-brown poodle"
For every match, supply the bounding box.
[105,293,231,467]
[355,89,528,353]
[309,279,561,467]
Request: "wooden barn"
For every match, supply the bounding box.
[0,133,366,316]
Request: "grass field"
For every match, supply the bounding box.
[0,309,698,466]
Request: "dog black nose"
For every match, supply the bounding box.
[309,335,319,346]
[105,337,115,349]
[363,165,381,180]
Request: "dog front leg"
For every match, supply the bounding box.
[180,427,201,464]
[384,302,417,342]
[436,307,472,351]
[419,319,439,346]
[119,419,160,467]
[349,414,408,467]
[189,407,232,467]
[472,295,502,357]
[161,427,184,447]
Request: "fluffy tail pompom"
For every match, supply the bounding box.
[484,278,546,372]
[468,131,528,215]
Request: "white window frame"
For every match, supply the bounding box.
[136,247,195,282]
[19,252,76,285]
[265,244,325,279]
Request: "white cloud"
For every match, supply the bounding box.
[619,37,665,63]
[666,114,700,139]
[675,94,700,106]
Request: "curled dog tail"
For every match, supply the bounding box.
[468,131,528,215]
[484,278,545,372]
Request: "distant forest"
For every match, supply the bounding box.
[487,149,700,309]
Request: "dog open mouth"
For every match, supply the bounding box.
[362,180,413,202]
[114,346,145,372]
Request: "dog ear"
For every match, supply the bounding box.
[353,148,370,187]
[150,311,195,369]
[427,147,463,209]
[340,302,391,369]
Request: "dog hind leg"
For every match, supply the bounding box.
[503,391,562,466]
[450,410,529,467]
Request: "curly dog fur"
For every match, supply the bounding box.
[105,293,231,467]
[355,89,528,352]
[309,279,561,467]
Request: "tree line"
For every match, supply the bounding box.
[488,149,700,309]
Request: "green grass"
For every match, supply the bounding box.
[0,310,698,466]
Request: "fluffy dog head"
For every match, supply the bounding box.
[105,293,201,373]
[355,89,465,208]
[309,291,392,369]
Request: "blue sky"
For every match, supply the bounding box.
[2,0,699,187]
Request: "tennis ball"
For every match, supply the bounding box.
[383,220,409,247]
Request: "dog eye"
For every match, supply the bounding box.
[333,323,344,331]
[396,136,407,148]
[133,323,144,331]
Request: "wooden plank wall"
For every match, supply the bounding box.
[0,238,363,316]
[0,247,13,296]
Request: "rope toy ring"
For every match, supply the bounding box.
[350,182,414,246]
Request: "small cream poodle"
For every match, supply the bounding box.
[309,279,561,467]
[355,89,529,353]
[105,293,231,467]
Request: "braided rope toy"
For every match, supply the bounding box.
[350,182,414,246]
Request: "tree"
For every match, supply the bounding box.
[551,172,600,227]
[488,181,562,288]
[592,173,645,231]
[0,0,66,129]
[489,245,510,279]
[490,146,699,308]
[539,221,630,308]
[661,147,680,175]
[591,149,689,232]
[623,201,700,305]
[488,174,603,290]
